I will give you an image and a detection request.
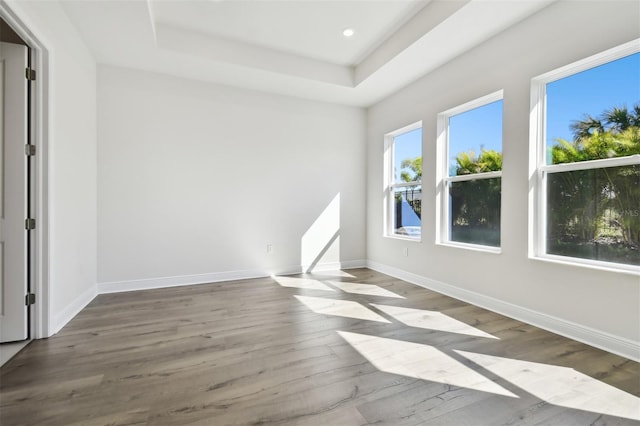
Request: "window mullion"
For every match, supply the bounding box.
[533,41,639,270]
[444,170,503,183]
[542,154,640,174]
[439,92,503,249]
[391,182,422,189]
[385,122,423,240]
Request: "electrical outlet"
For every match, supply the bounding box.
[402,247,408,257]
[267,244,273,254]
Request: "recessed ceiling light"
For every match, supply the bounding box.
[343,28,355,38]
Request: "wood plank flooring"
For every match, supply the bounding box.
[1,268,639,425]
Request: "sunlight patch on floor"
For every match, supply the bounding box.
[456,350,640,421]
[327,281,405,299]
[371,304,498,339]
[272,276,336,292]
[294,296,390,323]
[338,331,517,397]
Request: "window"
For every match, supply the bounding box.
[437,91,503,250]
[384,123,422,239]
[531,40,639,271]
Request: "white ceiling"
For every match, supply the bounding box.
[151,0,427,66]
[60,0,555,107]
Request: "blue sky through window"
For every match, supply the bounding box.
[545,52,639,162]
[448,100,503,176]
[394,127,422,183]
[391,52,639,176]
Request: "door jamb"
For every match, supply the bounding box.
[0,1,50,339]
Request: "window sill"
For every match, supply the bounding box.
[385,234,422,243]
[437,241,501,254]
[531,254,640,276]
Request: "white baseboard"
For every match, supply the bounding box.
[54,259,638,362]
[98,269,266,294]
[301,259,367,274]
[367,260,640,362]
[97,260,367,294]
[51,285,97,335]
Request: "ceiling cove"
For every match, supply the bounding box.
[60,0,555,106]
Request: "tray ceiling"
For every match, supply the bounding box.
[60,0,555,106]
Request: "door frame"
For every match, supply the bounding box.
[0,1,49,339]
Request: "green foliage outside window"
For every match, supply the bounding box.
[395,157,422,219]
[546,105,640,265]
[393,105,639,262]
[449,149,502,247]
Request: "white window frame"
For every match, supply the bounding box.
[436,90,503,253]
[529,39,640,274]
[383,121,422,241]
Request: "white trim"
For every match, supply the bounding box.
[530,40,640,273]
[98,260,367,294]
[528,77,545,259]
[435,113,447,245]
[366,260,640,362]
[436,90,504,248]
[99,270,267,294]
[437,240,501,254]
[0,1,50,339]
[385,234,422,243]
[440,89,504,118]
[19,258,640,362]
[383,133,392,237]
[303,259,366,274]
[383,121,422,239]
[387,181,423,241]
[535,38,640,84]
[390,181,421,189]
[444,170,502,183]
[385,121,422,138]
[541,154,640,174]
[51,285,96,334]
[534,254,640,276]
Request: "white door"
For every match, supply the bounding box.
[0,41,28,343]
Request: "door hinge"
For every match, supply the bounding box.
[25,144,36,156]
[25,218,36,230]
[25,293,36,306]
[25,67,36,81]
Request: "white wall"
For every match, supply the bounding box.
[4,0,97,335]
[367,1,640,357]
[97,65,366,290]
[4,0,636,360]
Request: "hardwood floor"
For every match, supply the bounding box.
[1,268,638,425]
